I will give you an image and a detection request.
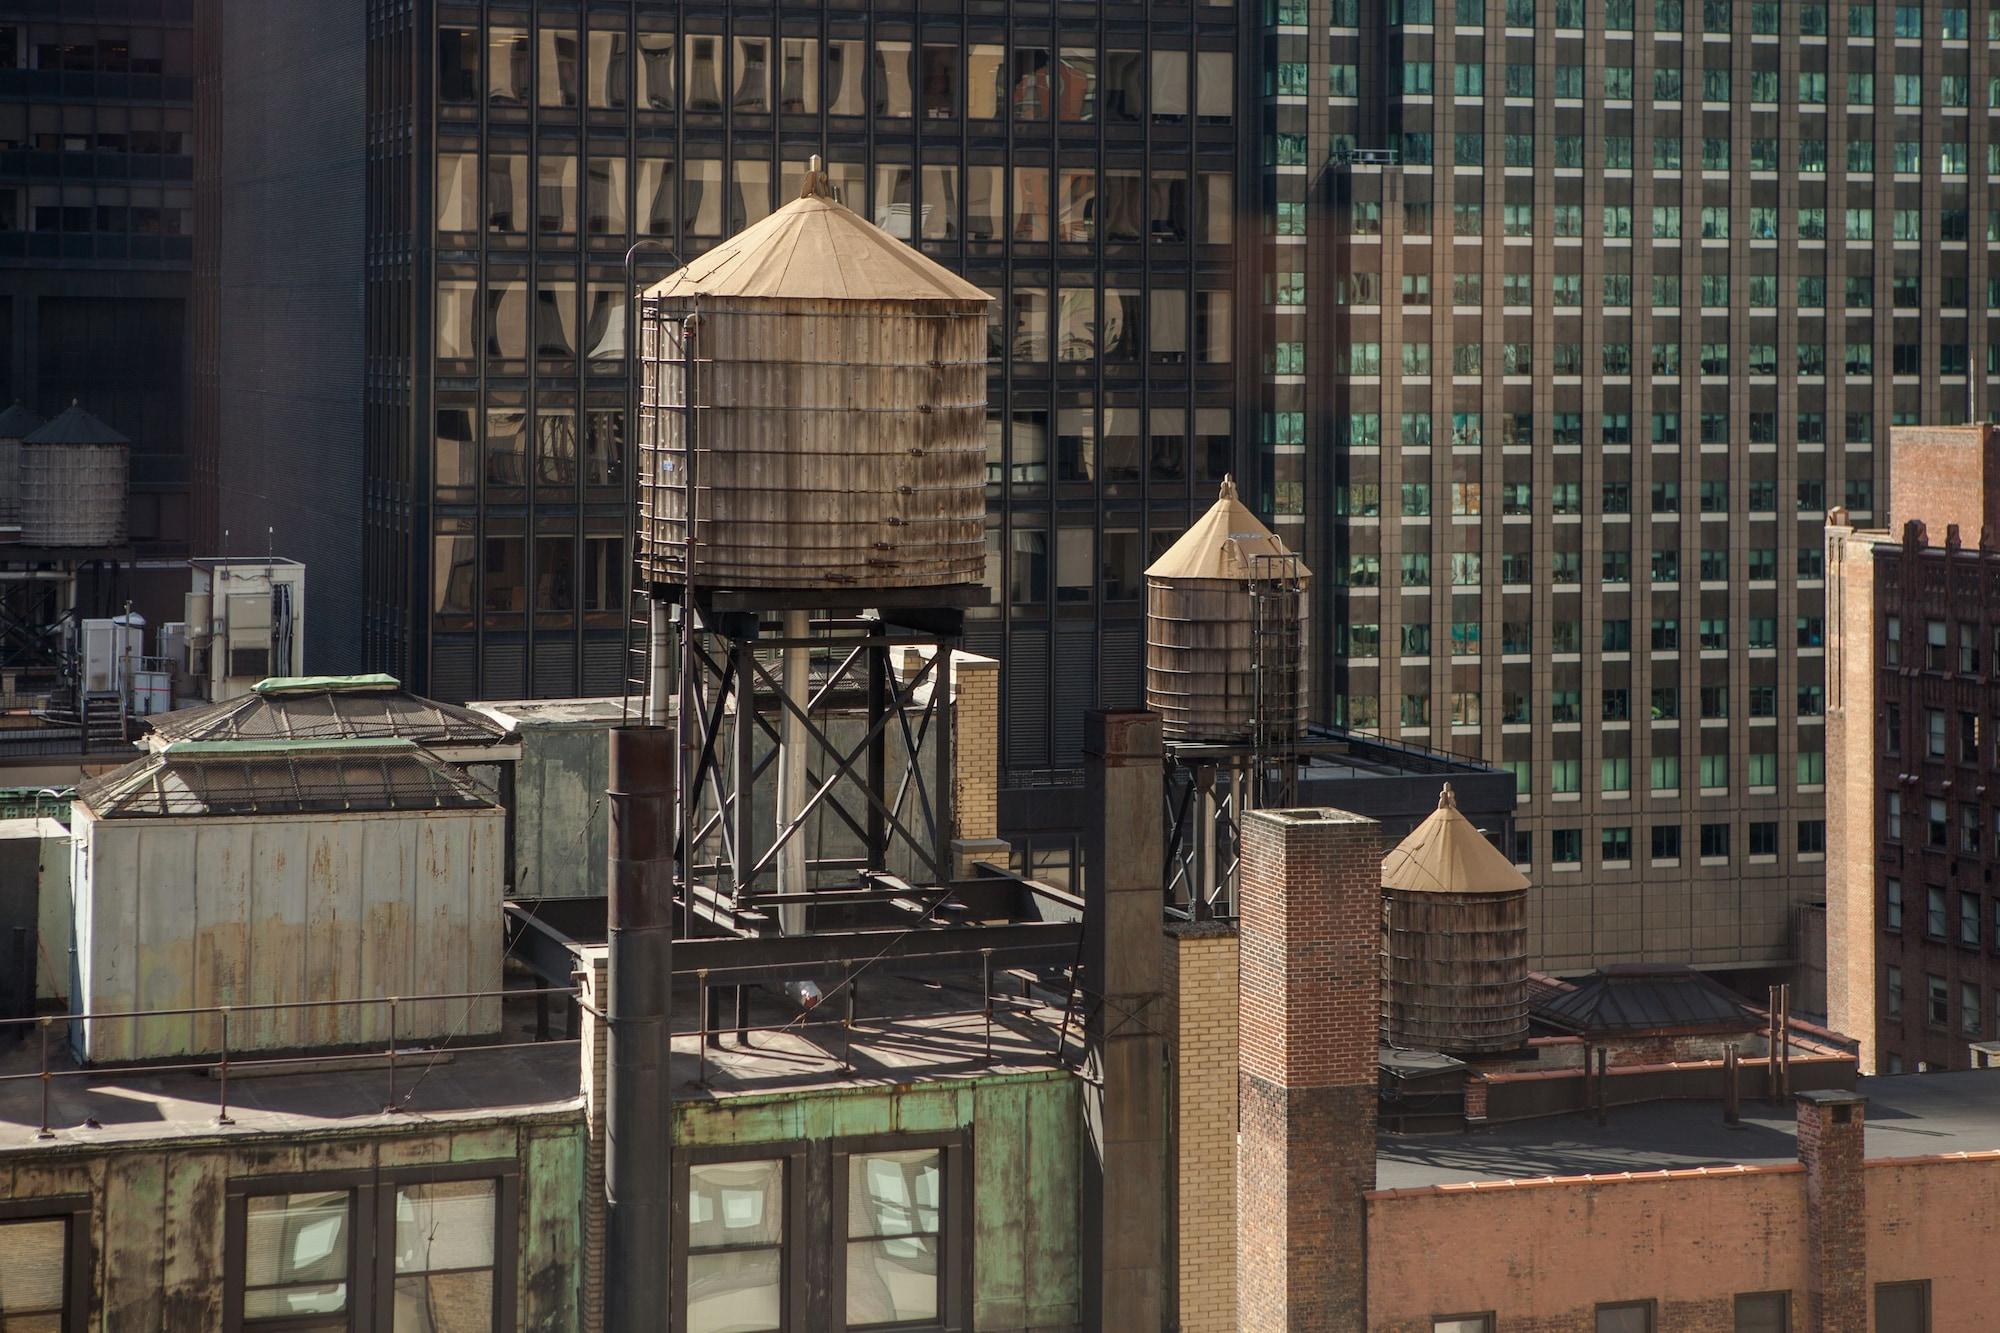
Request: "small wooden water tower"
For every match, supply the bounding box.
[634,158,993,931]
[1379,784,1531,1055]
[1146,478,1309,916]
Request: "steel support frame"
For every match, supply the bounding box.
[671,598,960,911]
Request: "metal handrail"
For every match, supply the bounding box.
[4,985,586,1141]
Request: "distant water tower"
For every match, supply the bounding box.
[633,158,993,924]
[1380,785,1531,1055]
[1143,476,1309,749]
[19,401,128,548]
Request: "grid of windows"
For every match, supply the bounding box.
[380,6,1249,773]
[1307,0,2000,974]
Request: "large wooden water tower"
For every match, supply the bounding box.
[635,160,992,931]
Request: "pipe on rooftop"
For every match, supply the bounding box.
[606,725,675,1330]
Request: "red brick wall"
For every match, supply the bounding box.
[1797,1094,1867,1331]
[1866,1155,2000,1329]
[1887,423,2000,540]
[1237,808,1381,1333]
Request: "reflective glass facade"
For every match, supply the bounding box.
[1304,0,1996,973]
[355,0,1255,747]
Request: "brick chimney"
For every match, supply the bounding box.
[1237,807,1380,1333]
[1796,1090,1868,1333]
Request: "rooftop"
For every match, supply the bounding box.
[1374,1069,2000,1190]
[0,992,581,1153]
[146,676,509,751]
[75,737,500,819]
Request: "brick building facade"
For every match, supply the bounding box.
[1828,423,2000,1073]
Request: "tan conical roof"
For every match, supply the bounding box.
[644,159,989,304]
[1144,477,1312,582]
[1380,784,1530,894]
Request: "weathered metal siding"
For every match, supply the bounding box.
[0,817,70,1002]
[0,1114,586,1332]
[71,804,506,1062]
[674,1069,1081,1333]
[510,724,610,899]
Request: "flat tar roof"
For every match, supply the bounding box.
[1375,1069,2000,1189]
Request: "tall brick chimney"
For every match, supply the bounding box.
[1236,807,1381,1333]
[1796,1090,1868,1333]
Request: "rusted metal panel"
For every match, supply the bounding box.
[72,804,506,1063]
[520,1124,587,1331]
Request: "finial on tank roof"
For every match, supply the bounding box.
[1218,475,1237,501]
[1437,782,1457,810]
[800,154,830,199]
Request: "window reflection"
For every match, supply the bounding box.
[436,279,477,360]
[242,1191,350,1323]
[1150,289,1187,363]
[1058,48,1096,122]
[874,165,914,238]
[732,38,769,113]
[1057,407,1095,482]
[1100,408,1141,482]
[1057,287,1097,362]
[1012,48,1050,119]
[587,31,628,110]
[537,154,577,233]
[684,36,723,111]
[584,409,624,487]
[435,407,477,501]
[535,536,575,613]
[687,1161,785,1333]
[437,153,478,233]
[731,160,772,232]
[1010,530,1048,605]
[966,166,1003,241]
[827,40,866,115]
[535,281,577,359]
[921,45,957,118]
[1151,50,1188,122]
[1102,170,1143,243]
[1011,166,1049,241]
[486,408,527,488]
[439,29,479,104]
[586,157,626,236]
[1149,407,1188,481]
[874,41,913,117]
[1103,289,1141,363]
[1199,173,1233,243]
[966,45,1005,119]
[1148,171,1188,242]
[536,407,577,485]
[539,28,579,108]
[485,279,526,360]
[779,38,818,113]
[584,284,624,362]
[1103,51,1144,122]
[638,157,674,236]
[434,534,477,621]
[1196,51,1233,122]
[921,165,957,240]
[684,159,722,236]
[583,535,624,614]
[390,1180,497,1330]
[1010,288,1049,360]
[487,153,528,232]
[488,28,529,106]
[483,536,527,617]
[1057,168,1096,242]
[637,33,675,109]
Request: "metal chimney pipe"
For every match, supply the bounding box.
[606,724,675,1330]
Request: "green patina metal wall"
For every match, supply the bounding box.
[675,1068,1082,1332]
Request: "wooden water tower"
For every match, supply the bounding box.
[634,159,993,931]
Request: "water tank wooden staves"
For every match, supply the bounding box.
[637,161,992,591]
[20,401,128,547]
[0,401,47,530]
[1380,785,1531,1055]
[1144,478,1310,744]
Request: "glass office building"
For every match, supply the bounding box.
[0,2,196,562]
[1289,0,2000,975]
[339,0,1255,759]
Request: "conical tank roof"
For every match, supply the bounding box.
[0,401,45,441]
[644,158,990,304]
[24,400,128,447]
[1145,477,1311,582]
[1380,784,1530,894]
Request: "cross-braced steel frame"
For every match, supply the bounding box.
[669,593,960,921]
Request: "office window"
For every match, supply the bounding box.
[1887,965,1903,1018]
[1434,1319,1494,1333]
[1962,894,1981,948]
[393,1180,500,1324]
[1734,1293,1788,1333]
[688,1160,786,1332]
[1963,982,1982,1038]
[0,1209,79,1332]
[1700,823,1730,860]
[1887,879,1903,930]
[1597,1303,1654,1333]
[239,1191,353,1326]
[1927,974,1948,1028]
[846,1149,943,1326]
